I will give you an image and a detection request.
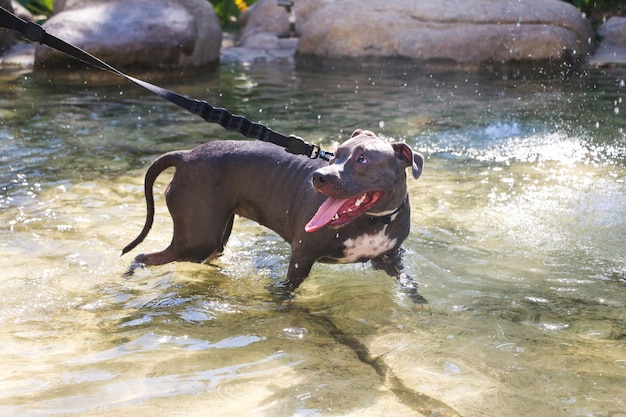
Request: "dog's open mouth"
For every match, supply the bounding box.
[305,191,383,232]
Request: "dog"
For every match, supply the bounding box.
[123,129,425,300]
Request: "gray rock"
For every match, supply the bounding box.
[588,17,626,67]
[236,0,332,48]
[0,0,15,53]
[35,0,222,70]
[12,0,36,20]
[0,43,35,67]
[238,0,594,65]
[221,38,297,64]
[297,0,594,64]
[53,0,90,12]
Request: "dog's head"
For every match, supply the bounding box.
[305,129,424,232]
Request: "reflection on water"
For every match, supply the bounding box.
[0,61,625,416]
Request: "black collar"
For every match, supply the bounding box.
[367,195,408,225]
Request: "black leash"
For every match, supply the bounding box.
[0,7,334,161]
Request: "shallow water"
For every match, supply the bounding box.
[0,60,625,417]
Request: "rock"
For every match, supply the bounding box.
[0,1,37,67]
[11,0,35,20]
[239,0,594,65]
[588,17,626,67]
[34,0,222,71]
[221,37,297,64]
[298,0,594,64]
[0,43,35,67]
[236,0,333,49]
[0,0,15,53]
[53,0,89,12]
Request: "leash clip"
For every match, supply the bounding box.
[286,135,334,161]
[318,149,334,161]
[313,147,334,161]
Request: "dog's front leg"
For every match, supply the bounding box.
[395,273,427,304]
[371,248,404,276]
[279,250,315,290]
[372,249,427,304]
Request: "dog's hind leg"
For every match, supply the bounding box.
[135,174,237,266]
[134,212,234,266]
[134,246,179,266]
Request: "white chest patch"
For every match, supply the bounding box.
[335,227,397,263]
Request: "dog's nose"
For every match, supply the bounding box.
[312,172,327,186]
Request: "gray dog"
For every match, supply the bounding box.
[123,129,425,300]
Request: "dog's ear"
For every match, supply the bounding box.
[392,143,424,179]
[350,129,377,139]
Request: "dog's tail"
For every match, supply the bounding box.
[121,151,184,256]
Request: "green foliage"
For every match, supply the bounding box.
[15,0,257,27]
[564,0,626,30]
[209,0,257,29]
[565,0,626,15]
[569,0,593,8]
[17,0,53,16]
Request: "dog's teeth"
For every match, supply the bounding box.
[355,194,367,207]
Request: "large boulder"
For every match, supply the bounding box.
[239,0,594,65]
[588,17,626,67]
[237,0,334,47]
[229,0,324,63]
[0,0,15,53]
[35,0,222,71]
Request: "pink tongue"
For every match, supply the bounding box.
[305,197,350,232]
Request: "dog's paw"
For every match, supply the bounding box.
[123,259,146,278]
[397,273,428,304]
[270,280,300,302]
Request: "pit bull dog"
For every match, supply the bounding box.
[123,129,425,300]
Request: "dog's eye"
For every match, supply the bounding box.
[357,155,367,164]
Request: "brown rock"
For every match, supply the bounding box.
[0,0,15,53]
[35,0,222,71]
[236,0,334,48]
[296,0,594,64]
[237,0,593,65]
[589,17,626,67]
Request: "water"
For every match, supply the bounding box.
[0,60,624,417]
